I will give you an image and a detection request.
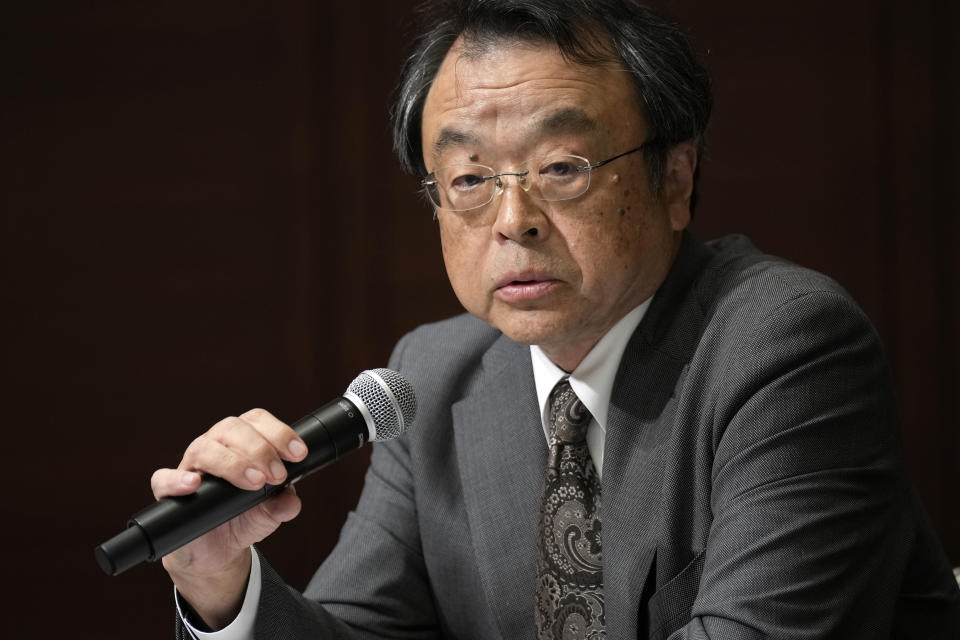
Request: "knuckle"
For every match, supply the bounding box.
[209,416,241,438]
[249,438,275,461]
[182,435,206,461]
[219,450,247,476]
[240,407,269,424]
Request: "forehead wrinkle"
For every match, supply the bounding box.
[431,100,597,158]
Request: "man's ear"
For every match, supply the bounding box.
[664,140,697,230]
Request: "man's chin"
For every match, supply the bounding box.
[486,310,571,348]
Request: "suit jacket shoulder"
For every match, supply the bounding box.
[610,233,960,639]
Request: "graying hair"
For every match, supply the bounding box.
[390,0,712,212]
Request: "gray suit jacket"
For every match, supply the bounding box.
[178,234,960,639]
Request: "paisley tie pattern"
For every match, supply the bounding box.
[536,379,605,640]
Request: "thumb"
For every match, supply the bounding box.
[262,487,302,524]
[232,489,302,546]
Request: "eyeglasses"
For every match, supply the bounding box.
[420,143,651,212]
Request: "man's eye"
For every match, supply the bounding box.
[540,161,577,178]
[450,174,486,190]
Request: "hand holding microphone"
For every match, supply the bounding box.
[94,368,417,588]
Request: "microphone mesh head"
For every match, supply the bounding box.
[346,368,417,441]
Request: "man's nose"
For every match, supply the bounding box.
[490,175,548,242]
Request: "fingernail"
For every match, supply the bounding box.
[180,472,200,488]
[245,468,265,485]
[288,439,307,457]
[270,460,286,481]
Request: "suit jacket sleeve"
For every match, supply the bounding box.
[667,289,958,638]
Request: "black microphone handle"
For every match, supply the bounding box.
[94,397,369,576]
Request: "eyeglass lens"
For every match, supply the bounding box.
[426,155,592,211]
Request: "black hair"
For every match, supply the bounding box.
[391,0,712,212]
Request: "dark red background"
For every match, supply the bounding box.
[3,1,957,637]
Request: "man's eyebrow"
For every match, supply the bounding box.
[535,107,599,136]
[432,128,482,160]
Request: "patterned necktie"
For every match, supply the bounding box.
[536,378,605,639]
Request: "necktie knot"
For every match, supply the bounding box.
[548,379,591,445]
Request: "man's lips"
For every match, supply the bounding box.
[494,272,560,302]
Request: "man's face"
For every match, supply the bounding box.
[421,40,693,370]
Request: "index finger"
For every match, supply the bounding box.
[234,408,308,462]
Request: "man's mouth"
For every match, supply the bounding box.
[495,273,559,302]
[495,271,552,288]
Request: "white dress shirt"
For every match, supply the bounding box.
[176,549,262,639]
[178,298,651,638]
[529,298,651,479]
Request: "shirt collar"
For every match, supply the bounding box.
[530,298,651,436]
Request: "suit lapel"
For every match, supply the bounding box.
[452,335,546,639]
[602,234,711,636]
[602,341,689,636]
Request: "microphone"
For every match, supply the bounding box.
[94,368,416,576]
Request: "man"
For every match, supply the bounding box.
[153,1,960,638]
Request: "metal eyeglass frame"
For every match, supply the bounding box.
[420,141,652,212]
